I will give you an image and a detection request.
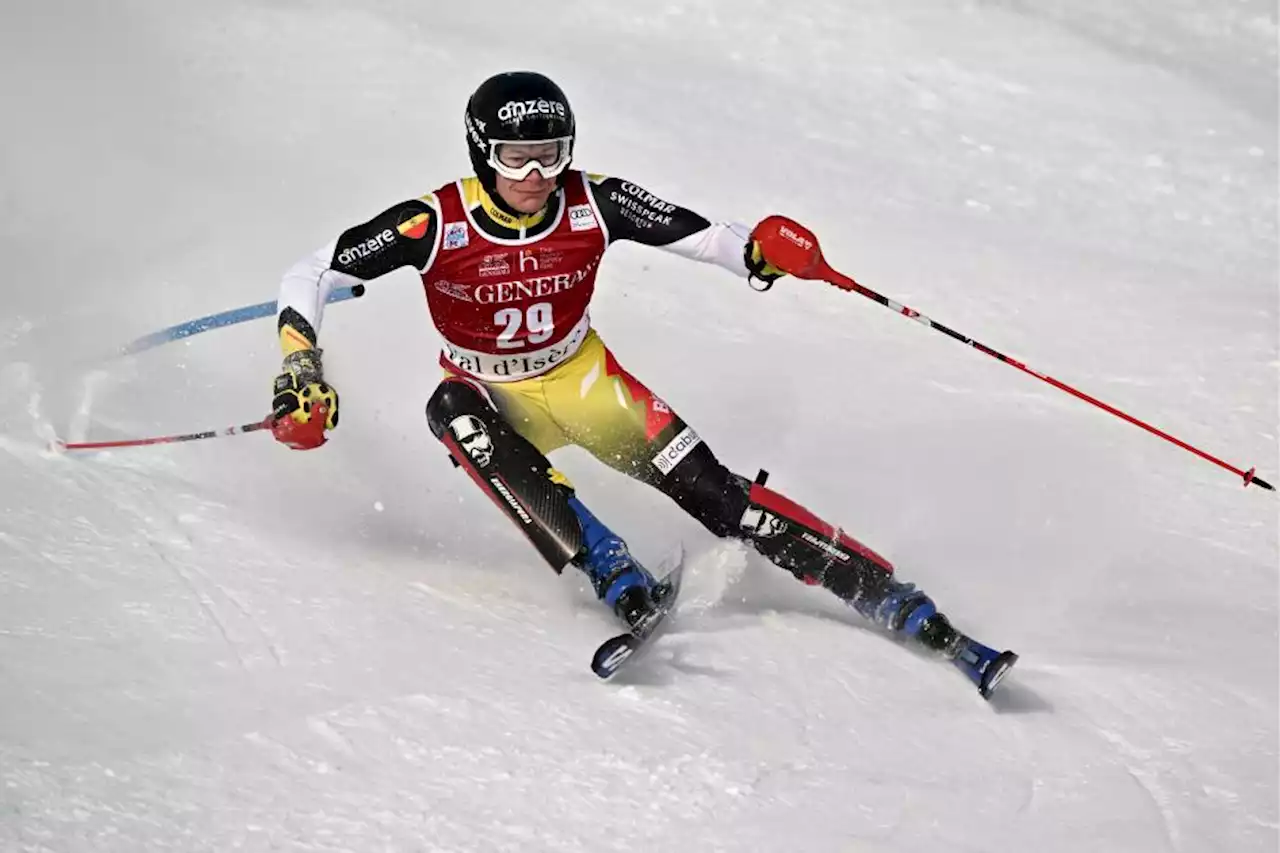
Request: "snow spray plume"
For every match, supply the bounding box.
[751,215,1274,493]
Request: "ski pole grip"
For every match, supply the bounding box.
[751,216,824,279]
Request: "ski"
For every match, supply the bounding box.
[590,561,685,680]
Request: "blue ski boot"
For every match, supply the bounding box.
[567,497,660,632]
[852,579,961,654]
[853,577,1017,698]
[953,637,1019,699]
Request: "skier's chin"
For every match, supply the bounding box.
[513,197,548,213]
[507,191,552,213]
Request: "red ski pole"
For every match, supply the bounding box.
[58,416,274,452]
[751,215,1274,492]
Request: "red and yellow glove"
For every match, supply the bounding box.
[271,348,339,451]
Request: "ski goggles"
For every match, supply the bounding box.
[487,137,573,181]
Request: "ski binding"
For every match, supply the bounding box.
[590,561,684,679]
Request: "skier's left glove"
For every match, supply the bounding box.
[744,238,787,289]
[271,349,339,450]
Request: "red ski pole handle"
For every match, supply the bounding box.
[751,215,828,280]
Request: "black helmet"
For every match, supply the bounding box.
[465,71,576,199]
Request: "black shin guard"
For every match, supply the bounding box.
[658,447,896,605]
[426,379,582,572]
[740,474,897,602]
[743,476,900,607]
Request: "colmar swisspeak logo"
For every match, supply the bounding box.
[608,181,676,229]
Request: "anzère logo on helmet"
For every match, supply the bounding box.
[497,99,567,122]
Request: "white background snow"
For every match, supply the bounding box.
[2,1,1276,851]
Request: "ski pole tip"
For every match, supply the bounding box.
[1244,467,1275,491]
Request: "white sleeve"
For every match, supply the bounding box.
[655,221,753,278]
[277,241,364,333]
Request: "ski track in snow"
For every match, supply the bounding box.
[1,1,1276,851]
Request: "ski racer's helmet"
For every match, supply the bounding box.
[464,72,576,199]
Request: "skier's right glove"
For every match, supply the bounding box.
[271,349,339,450]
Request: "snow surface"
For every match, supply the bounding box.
[2,1,1277,851]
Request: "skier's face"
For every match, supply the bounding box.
[495,170,556,214]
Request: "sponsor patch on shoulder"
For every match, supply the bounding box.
[443,221,469,249]
[568,204,598,232]
[397,210,431,239]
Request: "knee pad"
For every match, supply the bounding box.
[427,378,492,440]
[425,378,582,571]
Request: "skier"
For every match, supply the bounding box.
[270,71,1014,694]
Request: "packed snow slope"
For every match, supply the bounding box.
[2,1,1276,851]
